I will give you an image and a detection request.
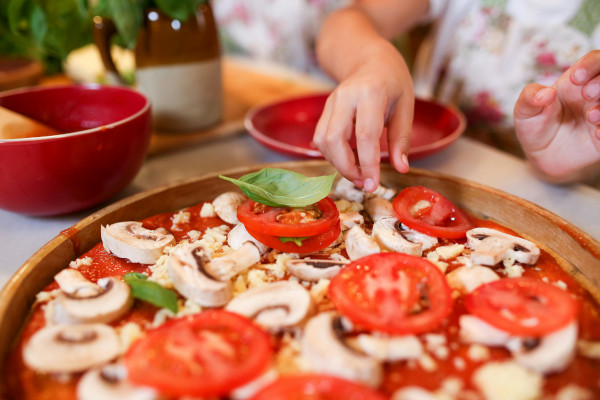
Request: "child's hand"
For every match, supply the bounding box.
[514,50,600,183]
[313,42,414,192]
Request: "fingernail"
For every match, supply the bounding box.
[589,108,600,124]
[535,87,553,101]
[573,68,587,84]
[402,153,409,168]
[364,178,376,192]
[585,83,600,100]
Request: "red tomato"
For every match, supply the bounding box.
[124,310,272,397]
[329,253,453,334]
[246,222,341,254]
[465,277,579,336]
[392,186,473,238]
[249,374,389,400]
[237,197,339,237]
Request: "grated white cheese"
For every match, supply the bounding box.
[426,251,449,273]
[578,340,600,359]
[310,279,331,304]
[435,244,465,260]
[148,253,174,289]
[171,210,191,230]
[418,353,438,372]
[555,384,594,400]
[35,289,61,304]
[334,199,364,213]
[247,269,269,288]
[503,258,524,278]
[117,322,143,352]
[554,280,568,290]
[200,202,216,217]
[68,256,93,269]
[467,344,490,362]
[453,356,466,370]
[187,230,202,242]
[473,361,542,400]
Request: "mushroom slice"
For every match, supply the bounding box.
[228,223,269,254]
[459,315,512,347]
[77,363,158,400]
[511,322,578,375]
[332,178,365,203]
[101,222,174,264]
[205,242,261,281]
[398,223,438,251]
[446,265,500,294]
[467,228,540,266]
[23,323,120,373]
[54,274,133,325]
[168,242,232,307]
[352,333,423,362]
[301,312,382,387]
[285,258,348,282]
[364,197,395,222]
[226,281,314,331]
[54,268,101,297]
[213,191,247,224]
[339,211,365,231]
[372,217,422,256]
[345,226,381,260]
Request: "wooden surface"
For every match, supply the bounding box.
[147,58,333,156]
[1,161,599,387]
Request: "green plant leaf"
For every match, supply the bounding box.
[123,272,179,313]
[279,236,309,246]
[219,168,336,208]
[155,0,203,21]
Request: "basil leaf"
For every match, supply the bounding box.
[279,236,309,246]
[219,168,336,208]
[123,272,178,313]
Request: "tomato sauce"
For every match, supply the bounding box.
[4,206,600,399]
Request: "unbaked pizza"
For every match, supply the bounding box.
[4,168,600,400]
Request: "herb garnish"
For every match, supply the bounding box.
[123,272,178,313]
[219,168,336,208]
[279,236,309,246]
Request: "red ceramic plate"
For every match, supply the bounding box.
[245,93,466,160]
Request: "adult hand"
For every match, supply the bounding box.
[514,50,600,183]
[313,42,414,192]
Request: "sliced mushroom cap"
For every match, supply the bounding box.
[23,324,120,373]
[285,258,348,282]
[352,333,423,362]
[301,312,382,387]
[226,281,314,331]
[230,368,279,400]
[168,242,232,307]
[446,265,500,294]
[54,268,101,297]
[459,315,512,347]
[466,228,540,266]
[77,363,158,400]
[345,226,381,260]
[398,223,438,251]
[228,223,269,254]
[213,191,247,225]
[372,217,422,256]
[101,222,174,264]
[54,276,133,325]
[511,322,578,375]
[364,197,395,222]
[332,178,365,203]
[205,242,261,281]
[339,211,365,231]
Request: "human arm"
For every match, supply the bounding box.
[514,50,600,184]
[313,0,430,191]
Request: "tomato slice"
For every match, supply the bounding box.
[248,374,389,400]
[246,222,341,254]
[329,253,453,334]
[465,277,579,336]
[124,310,272,397]
[392,186,473,238]
[237,197,339,237]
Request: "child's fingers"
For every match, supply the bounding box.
[355,95,386,192]
[386,93,413,174]
[313,95,362,183]
[583,74,600,102]
[570,50,600,86]
[514,84,556,121]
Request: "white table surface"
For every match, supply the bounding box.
[1,133,599,291]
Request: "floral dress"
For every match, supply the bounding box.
[427,0,600,153]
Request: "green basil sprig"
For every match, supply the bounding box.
[123,272,178,313]
[219,168,336,208]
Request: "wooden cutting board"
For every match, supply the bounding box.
[148,58,334,156]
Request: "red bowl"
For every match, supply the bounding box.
[245,93,466,160]
[0,84,152,216]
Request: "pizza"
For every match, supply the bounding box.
[4,168,600,400]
